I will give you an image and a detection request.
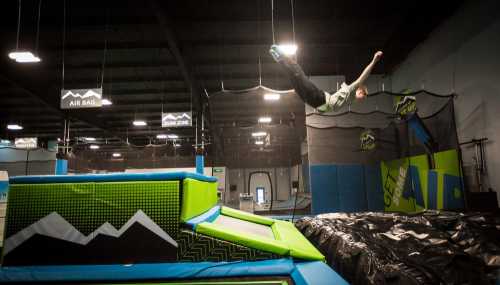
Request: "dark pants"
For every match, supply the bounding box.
[280,59,326,108]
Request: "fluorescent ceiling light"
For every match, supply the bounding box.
[84,137,96,141]
[101,98,112,105]
[263,93,280,101]
[259,117,272,123]
[277,44,298,55]
[255,141,264,145]
[7,124,23,130]
[8,51,41,63]
[89,145,99,150]
[167,134,178,139]
[251,131,267,137]
[156,134,167,139]
[112,153,121,157]
[133,120,147,126]
[174,143,181,147]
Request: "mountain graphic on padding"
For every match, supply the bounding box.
[3,210,177,255]
[162,113,191,122]
[61,89,102,100]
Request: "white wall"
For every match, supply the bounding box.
[225,166,299,207]
[0,147,57,176]
[389,0,500,205]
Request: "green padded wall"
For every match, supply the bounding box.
[5,181,179,238]
[180,178,218,222]
[3,181,180,265]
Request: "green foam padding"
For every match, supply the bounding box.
[180,179,218,222]
[273,220,325,261]
[196,208,324,261]
[434,149,461,176]
[220,206,274,226]
[5,181,180,238]
[196,222,289,256]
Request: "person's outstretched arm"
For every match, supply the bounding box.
[349,51,383,90]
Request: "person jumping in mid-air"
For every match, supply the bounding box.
[269,45,383,112]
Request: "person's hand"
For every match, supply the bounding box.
[373,51,383,62]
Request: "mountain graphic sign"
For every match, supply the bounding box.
[60,88,102,109]
[162,111,192,127]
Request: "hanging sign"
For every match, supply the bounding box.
[60,88,102,109]
[15,137,38,149]
[162,111,192,127]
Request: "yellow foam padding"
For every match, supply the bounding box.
[220,206,274,226]
[196,222,290,256]
[273,220,325,261]
[180,178,218,222]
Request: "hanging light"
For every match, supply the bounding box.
[101,98,112,105]
[174,143,181,147]
[7,124,23,130]
[89,145,99,150]
[133,120,147,126]
[156,134,167,139]
[255,141,264,145]
[8,51,41,63]
[277,43,298,56]
[8,0,42,63]
[258,117,272,123]
[251,132,267,137]
[264,93,280,101]
[84,137,96,141]
[112,153,121,158]
[167,134,178,139]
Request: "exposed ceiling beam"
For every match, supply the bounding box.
[149,0,202,113]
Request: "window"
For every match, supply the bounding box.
[256,187,265,204]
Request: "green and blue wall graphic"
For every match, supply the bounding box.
[381,149,464,212]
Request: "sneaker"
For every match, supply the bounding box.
[269,45,286,62]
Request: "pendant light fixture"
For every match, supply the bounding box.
[8,0,42,63]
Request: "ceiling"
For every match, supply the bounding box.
[0,0,463,165]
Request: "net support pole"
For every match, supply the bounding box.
[196,107,205,175]
[55,159,68,175]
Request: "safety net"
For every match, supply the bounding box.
[209,85,310,215]
[306,90,463,213]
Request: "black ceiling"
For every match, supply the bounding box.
[0,0,463,159]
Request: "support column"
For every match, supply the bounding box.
[195,147,204,175]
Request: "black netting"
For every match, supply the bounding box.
[306,91,457,164]
[209,85,305,168]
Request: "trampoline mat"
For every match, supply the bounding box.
[214,215,275,239]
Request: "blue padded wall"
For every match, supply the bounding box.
[427,171,438,209]
[443,174,465,209]
[337,165,366,212]
[310,165,339,214]
[408,166,426,208]
[310,164,384,213]
[364,165,384,211]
